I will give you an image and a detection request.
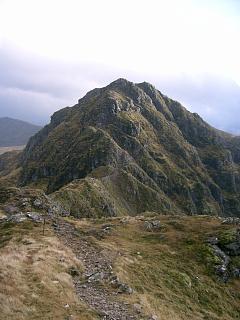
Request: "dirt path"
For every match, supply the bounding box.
[53,219,141,320]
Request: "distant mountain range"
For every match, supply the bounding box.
[0,117,42,147]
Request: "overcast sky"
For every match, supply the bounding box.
[0,0,240,133]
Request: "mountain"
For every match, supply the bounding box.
[12,79,240,217]
[1,79,240,320]
[0,117,42,147]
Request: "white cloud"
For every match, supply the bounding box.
[0,0,239,80]
[0,0,240,132]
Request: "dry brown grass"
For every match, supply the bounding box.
[0,145,25,155]
[71,215,240,320]
[0,221,97,320]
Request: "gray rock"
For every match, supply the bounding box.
[144,220,161,232]
[26,212,43,222]
[20,198,31,207]
[87,272,105,282]
[221,217,240,225]
[117,283,133,294]
[8,213,27,223]
[231,268,240,278]
[110,276,133,294]
[33,199,43,209]
[3,205,19,214]
[207,237,219,245]
[210,244,230,282]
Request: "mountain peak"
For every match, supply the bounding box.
[109,78,132,86]
[19,79,240,217]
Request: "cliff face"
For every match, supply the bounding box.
[19,79,240,217]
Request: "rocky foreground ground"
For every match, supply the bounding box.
[0,205,240,319]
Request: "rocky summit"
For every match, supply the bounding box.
[13,78,240,218]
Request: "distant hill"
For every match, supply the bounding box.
[0,117,42,147]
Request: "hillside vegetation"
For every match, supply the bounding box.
[16,78,240,217]
[0,214,239,319]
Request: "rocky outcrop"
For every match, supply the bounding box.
[0,186,67,218]
[207,229,240,282]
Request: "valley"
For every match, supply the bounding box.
[0,145,25,155]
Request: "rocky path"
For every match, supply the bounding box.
[53,219,141,320]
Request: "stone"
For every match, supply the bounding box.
[117,283,133,294]
[110,275,119,288]
[87,272,105,282]
[231,268,240,278]
[33,199,43,209]
[20,198,31,207]
[207,237,219,245]
[26,212,43,222]
[3,205,19,214]
[221,217,240,225]
[133,303,142,313]
[8,213,27,223]
[144,220,161,232]
[109,275,133,294]
[102,224,111,231]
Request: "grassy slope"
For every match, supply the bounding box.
[52,166,175,218]
[0,220,97,320]
[71,215,240,320]
[0,214,240,319]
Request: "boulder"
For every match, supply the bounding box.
[8,213,27,223]
[26,212,43,222]
[144,220,161,232]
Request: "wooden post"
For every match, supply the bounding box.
[43,217,46,236]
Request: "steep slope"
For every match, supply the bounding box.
[19,79,240,217]
[0,117,41,147]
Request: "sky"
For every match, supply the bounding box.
[0,0,240,133]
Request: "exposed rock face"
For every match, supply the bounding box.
[14,78,240,217]
[0,186,67,218]
[207,229,240,282]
